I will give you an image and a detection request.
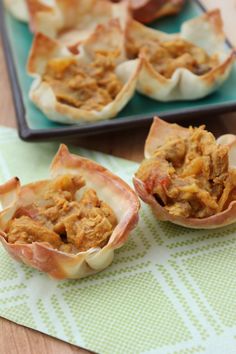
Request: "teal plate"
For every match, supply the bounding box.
[1,0,236,140]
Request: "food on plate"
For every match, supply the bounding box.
[110,0,185,23]
[134,117,236,229]
[0,145,140,279]
[26,0,130,49]
[42,53,124,111]
[128,36,220,78]
[27,21,141,124]
[126,10,235,101]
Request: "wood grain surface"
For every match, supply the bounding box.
[0,1,236,353]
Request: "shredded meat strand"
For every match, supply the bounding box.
[43,50,123,111]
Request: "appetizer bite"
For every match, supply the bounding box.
[126,10,235,101]
[0,145,140,279]
[26,0,130,49]
[134,117,236,229]
[111,0,185,24]
[27,20,141,124]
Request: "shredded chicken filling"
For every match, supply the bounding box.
[136,126,236,218]
[6,175,117,253]
[127,38,219,78]
[43,50,123,110]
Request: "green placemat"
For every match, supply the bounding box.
[0,127,235,354]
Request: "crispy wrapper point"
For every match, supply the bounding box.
[217,134,236,167]
[0,177,21,208]
[181,9,225,52]
[144,117,189,159]
[26,0,54,33]
[27,33,70,76]
[81,18,126,63]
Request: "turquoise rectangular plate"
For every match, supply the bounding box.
[1,0,236,140]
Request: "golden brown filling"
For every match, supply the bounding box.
[6,175,117,253]
[136,126,236,218]
[127,38,219,78]
[43,50,123,111]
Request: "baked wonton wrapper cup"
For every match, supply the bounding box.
[0,145,140,279]
[128,10,235,101]
[27,27,141,124]
[133,117,236,229]
[26,0,130,49]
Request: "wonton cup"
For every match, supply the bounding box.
[0,145,140,279]
[127,10,235,101]
[133,117,236,229]
[27,21,141,124]
[26,0,130,49]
